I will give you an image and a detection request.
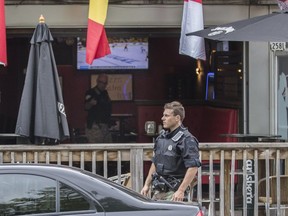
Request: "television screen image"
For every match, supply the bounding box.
[77,37,148,70]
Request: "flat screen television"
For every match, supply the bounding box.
[76,36,149,71]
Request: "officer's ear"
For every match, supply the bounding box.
[175,114,181,122]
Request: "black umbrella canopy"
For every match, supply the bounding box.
[187,11,288,42]
[15,15,70,144]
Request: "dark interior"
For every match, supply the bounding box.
[0,28,243,144]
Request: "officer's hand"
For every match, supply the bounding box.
[140,185,150,196]
[172,190,185,202]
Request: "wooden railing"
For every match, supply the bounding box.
[1,142,288,216]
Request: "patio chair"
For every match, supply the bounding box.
[108,173,131,189]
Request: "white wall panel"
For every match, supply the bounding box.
[6,5,184,28]
[248,42,270,133]
[5,4,274,28]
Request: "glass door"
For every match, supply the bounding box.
[276,52,288,140]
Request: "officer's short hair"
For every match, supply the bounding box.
[164,101,185,121]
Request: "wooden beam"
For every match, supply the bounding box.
[0,143,288,163]
[4,0,277,5]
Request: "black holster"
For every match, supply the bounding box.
[151,173,181,192]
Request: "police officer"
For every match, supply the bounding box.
[140,101,201,201]
[84,73,112,143]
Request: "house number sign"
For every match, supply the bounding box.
[270,42,286,51]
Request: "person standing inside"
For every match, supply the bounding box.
[85,73,112,143]
[140,101,201,201]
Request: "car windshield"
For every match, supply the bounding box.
[79,169,151,202]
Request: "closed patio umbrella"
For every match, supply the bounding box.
[15,15,69,144]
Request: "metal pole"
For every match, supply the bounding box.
[243,41,249,134]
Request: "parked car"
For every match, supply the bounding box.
[0,164,205,216]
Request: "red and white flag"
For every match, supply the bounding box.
[179,0,206,60]
[86,0,111,65]
[276,0,288,10]
[0,0,7,66]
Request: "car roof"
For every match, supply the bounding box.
[0,163,82,171]
[0,163,107,188]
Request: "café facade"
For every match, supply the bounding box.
[0,0,287,144]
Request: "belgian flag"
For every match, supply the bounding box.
[86,0,111,65]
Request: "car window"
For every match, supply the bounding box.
[0,174,95,215]
[0,174,56,215]
[60,182,93,211]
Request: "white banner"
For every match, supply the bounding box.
[179,0,206,60]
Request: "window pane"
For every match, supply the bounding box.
[277,55,288,139]
[60,183,94,212]
[0,174,56,215]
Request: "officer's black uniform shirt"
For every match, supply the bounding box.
[152,125,201,178]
